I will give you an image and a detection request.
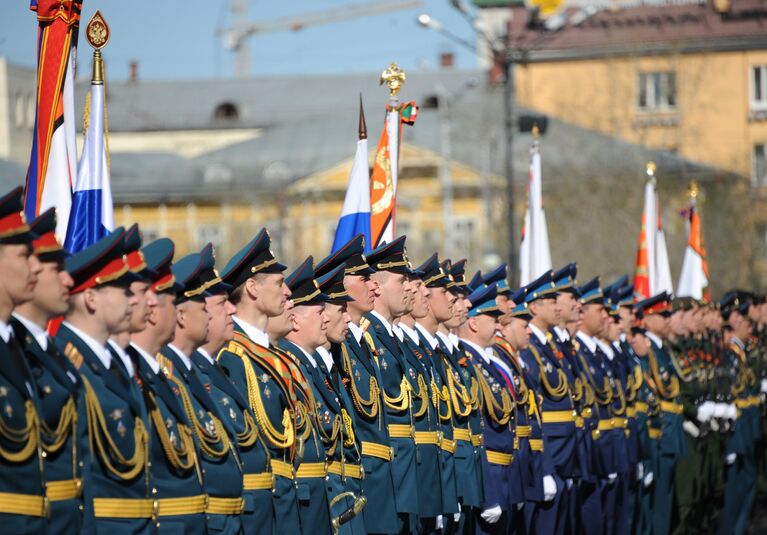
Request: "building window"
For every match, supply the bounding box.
[753,144,767,187]
[751,65,767,111]
[637,72,677,112]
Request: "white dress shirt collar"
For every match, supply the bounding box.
[167,344,193,371]
[0,319,12,344]
[595,338,615,360]
[197,347,216,366]
[576,331,597,353]
[460,338,490,364]
[370,311,394,337]
[448,332,460,348]
[130,342,160,374]
[63,321,111,370]
[414,322,438,350]
[315,346,334,372]
[108,339,135,377]
[645,331,663,348]
[233,316,270,347]
[553,326,570,342]
[436,331,454,352]
[398,323,420,346]
[12,313,48,351]
[347,322,364,344]
[529,323,548,346]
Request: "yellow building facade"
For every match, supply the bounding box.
[516,49,767,178]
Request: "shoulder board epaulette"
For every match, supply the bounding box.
[157,354,174,378]
[359,317,371,332]
[362,331,378,354]
[64,342,84,370]
[222,341,244,358]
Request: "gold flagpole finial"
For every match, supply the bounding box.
[645,161,656,177]
[380,63,406,97]
[86,12,110,85]
[688,180,700,204]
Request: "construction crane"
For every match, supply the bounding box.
[219,0,421,77]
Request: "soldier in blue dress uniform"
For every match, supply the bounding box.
[128,238,207,534]
[55,227,155,534]
[457,283,514,534]
[519,270,578,535]
[191,243,275,535]
[363,237,420,534]
[573,278,616,535]
[160,251,244,534]
[216,228,303,534]
[0,187,46,534]
[12,208,82,534]
[636,291,687,535]
[314,234,398,535]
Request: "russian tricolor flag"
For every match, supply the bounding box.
[64,68,114,253]
[332,98,371,253]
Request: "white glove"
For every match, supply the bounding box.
[636,462,644,481]
[454,501,461,523]
[761,379,767,393]
[710,418,720,432]
[480,504,502,524]
[643,471,654,487]
[566,478,574,490]
[696,401,714,423]
[543,475,557,501]
[713,403,727,419]
[682,420,700,438]
[725,453,737,465]
[726,404,738,421]
[608,473,618,484]
[435,515,444,530]
[515,502,525,510]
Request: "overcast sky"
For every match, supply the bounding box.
[0,0,482,80]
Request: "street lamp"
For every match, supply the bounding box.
[416,11,519,286]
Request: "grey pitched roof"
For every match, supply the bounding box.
[91,68,731,203]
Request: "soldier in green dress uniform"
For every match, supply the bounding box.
[0,187,46,534]
[12,208,83,534]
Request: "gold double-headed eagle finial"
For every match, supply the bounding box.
[688,180,700,199]
[86,11,110,85]
[380,63,406,97]
[645,161,656,177]
[86,11,110,50]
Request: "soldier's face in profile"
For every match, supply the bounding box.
[531,296,558,328]
[253,273,290,317]
[472,314,498,347]
[556,292,579,324]
[375,272,410,318]
[344,274,375,314]
[643,313,670,337]
[629,332,650,357]
[294,304,328,349]
[324,302,350,344]
[618,307,633,333]
[30,259,73,317]
[96,284,133,335]
[205,294,236,349]
[178,300,210,346]
[409,280,430,319]
[443,292,466,329]
[0,243,41,306]
[128,281,153,333]
[428,286,454,323]
[580,303,605,337]
[152,292,177,345]
[503,317,530,350]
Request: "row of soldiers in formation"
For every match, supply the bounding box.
[0,183,765,535]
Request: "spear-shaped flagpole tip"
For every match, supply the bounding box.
[358,94,367,141]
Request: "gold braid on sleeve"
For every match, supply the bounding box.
[529,345,569,399]
[431,381,452,422]
[444,360,471,418]
[648,350,680,400]
[241,355,294,450]
[39,396,76,454]
[340,344,381,423]
[411,374,430,419]
[474,365,512,425]
[146,391,198,472]
[82,376,147,480]
[0,399,39,463]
